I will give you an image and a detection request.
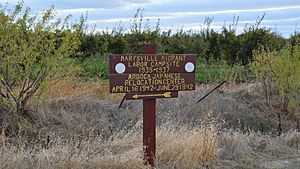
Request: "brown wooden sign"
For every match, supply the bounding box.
[109,54,196,95]
[109,45,196,167]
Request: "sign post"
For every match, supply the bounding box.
[143,44,156,166]
[109,44,196,167]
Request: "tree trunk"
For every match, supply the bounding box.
[277,112,282,136]
[297,119,300,133]
[281,96,289,112]
[262,80,271,105]
[16,100,26,115]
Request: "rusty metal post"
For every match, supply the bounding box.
[143,44,156,167]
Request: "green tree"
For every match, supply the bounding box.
[251,43,300,132]
[252,43,300,108]
[250,46,277,105]
[0,2,81,113]
[289,32,300,47]
[220,27,240,64]
[272,43,300,112]
[238,26,285,65]
[205,30,222,62]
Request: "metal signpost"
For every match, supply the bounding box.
[109,44,196,167]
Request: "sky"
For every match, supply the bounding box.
[1,0,300,37]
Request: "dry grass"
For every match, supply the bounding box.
[217,130,300,159]
[216,130,300,169]
[44,78,122,101]
[156,124,217,168]
[1,81,300,168]
[1,123,299,169]
[0,121,217,169]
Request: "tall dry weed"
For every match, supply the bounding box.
[0,121,218,169]
[156,124,217,168]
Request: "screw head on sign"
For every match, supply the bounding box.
[185,62,195,72]
[115,63,126,74]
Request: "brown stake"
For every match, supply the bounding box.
[143,44,156,167]
[118,94,126,109]
[196,80,226,103]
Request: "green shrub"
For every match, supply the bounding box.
[80,54,109,79]
[0,2,81,113]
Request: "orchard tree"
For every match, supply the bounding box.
[272,43,300,112]
[250,46,278,105]
[220,27,240,64]
[251,43,300,132]
[274,42,300,131]
[238,27,285,65]
[0,2,82,114]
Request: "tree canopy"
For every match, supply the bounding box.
[0,2,82,113]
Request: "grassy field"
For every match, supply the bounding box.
[1,79,300,169]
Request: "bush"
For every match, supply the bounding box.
[0,2,81,113]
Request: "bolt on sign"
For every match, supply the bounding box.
[109,54,196,99]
